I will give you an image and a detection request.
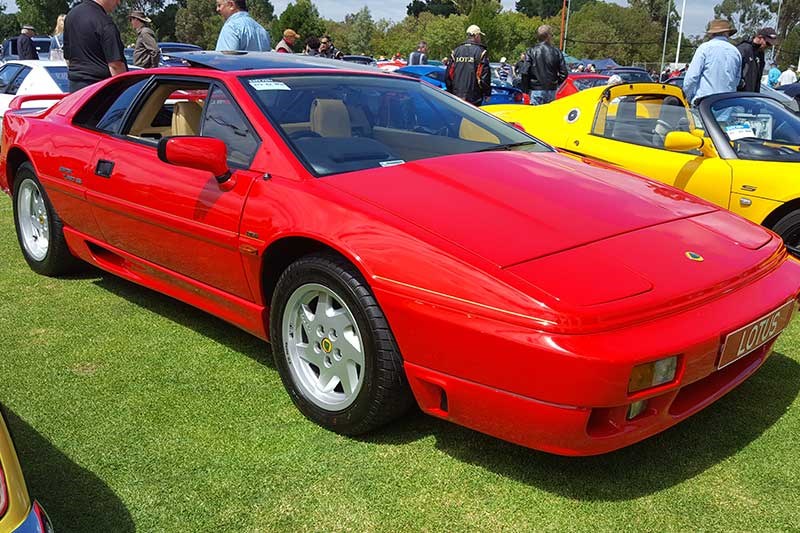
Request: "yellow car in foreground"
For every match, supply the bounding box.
[486,84,800,255]
[0,407,52,533]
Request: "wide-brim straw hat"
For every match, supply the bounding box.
[129,10,152,23]
[706,19,736,36]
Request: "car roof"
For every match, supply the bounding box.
[171,51,379,72]
[2,59,66,67]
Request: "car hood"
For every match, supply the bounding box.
[324,151,716,267]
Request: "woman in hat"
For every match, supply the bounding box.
[129,10,160,68]
[682,19,741,105]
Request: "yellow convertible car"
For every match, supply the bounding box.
[0,406,52,533]
[486,84,800,255]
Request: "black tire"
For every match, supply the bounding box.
[772,209,800,259]
[12,162,79,276]
[270,253,413,435]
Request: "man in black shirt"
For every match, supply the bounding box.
[737,27,777,93]
[64,0,127,92]
[17,26,38,60]
[446,24,491,106]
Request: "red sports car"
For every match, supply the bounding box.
[2,52,798,455]
[557,73,610,99]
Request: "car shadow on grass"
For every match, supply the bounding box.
[87,272,799,500]
[5,408,135,532]
[364,352,800,501]
[91,273,274,368]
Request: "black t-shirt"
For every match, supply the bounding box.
[63,0,126,84]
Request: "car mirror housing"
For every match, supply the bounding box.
[157,136,232,188]
[663,131,704,153]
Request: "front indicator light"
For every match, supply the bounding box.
[627,400,648,420]
[628,356,678,394]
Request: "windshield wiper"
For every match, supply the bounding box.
[474,141,538,152]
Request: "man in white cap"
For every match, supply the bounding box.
[18,25,38,60]
[683,19,741,105]
[445,24,491,106]
[497,56,512,83]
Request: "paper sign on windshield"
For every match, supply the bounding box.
[248,79,291,91]
[725,123,755,140]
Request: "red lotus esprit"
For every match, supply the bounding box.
[1,52,798,456]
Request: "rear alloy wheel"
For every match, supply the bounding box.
[772,210,800,259]
[12,162,78,276]
[270,253,413,435]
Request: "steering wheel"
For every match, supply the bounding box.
[289,130,322,140]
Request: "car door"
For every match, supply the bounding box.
[84,77,262,301]
[573,86,733,209]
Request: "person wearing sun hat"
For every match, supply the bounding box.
[737,26,778,92]
[683,19,742,105]
[129,10,159,68]
[18,25,38,60]
[445,24,491,106]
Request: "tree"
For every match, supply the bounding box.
[713,0,772,37]
[152,3,180,41]
[270,0,325,49]
[175,0,222,49]
[346,7,375,56]
[515,0,592,18]
[15,0,69,35]
[249,0,275,29]
[407,0,458,17]
[0,8,18,41]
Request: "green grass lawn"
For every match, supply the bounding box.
[1,197,799,532]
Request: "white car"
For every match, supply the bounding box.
[0,60,68,127]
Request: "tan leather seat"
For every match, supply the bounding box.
[310,99,351,137]
[172,101,204,136]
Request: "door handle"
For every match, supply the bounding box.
[95,159,115,178]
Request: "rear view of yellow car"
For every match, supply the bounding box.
[0,407,52,533]
[486,84,800,256]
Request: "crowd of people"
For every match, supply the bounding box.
[7,0,799,109]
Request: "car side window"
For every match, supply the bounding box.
[201,85,259,167]
[0,64,22,93]
[120,80,210,143]
[8,66,31,94]
[73,77,149,132]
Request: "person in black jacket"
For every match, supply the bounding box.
[737,27,777,93]
[524,25,568,105]
[17,26,38,60]
[446,24,491,106]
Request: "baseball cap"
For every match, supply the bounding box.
[757,27,778,45]
[466,24,485,36]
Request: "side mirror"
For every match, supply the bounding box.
[663,131,703,152]
[157,136,232,188]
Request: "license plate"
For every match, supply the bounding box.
[718,300,796,369]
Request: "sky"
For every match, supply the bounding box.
[3,0,722,37]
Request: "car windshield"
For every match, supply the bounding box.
[243,74,548,176]
[710,96,800,162]
[44,66,69,92]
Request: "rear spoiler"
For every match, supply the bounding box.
[9,93,67,111]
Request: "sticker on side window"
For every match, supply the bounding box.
[248,79,291,91]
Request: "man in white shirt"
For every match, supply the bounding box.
[778,65,797,86]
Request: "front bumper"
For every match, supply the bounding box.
[378,255,800,455]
